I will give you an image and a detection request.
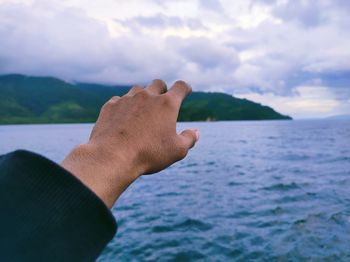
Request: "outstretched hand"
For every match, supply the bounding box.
[61,80,199,207]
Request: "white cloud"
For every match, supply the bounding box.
[236,85,350,119]
[0,0,349,118]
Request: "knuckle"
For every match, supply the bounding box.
[133,85,143,90]
[174,80,187,86]
[101,95,121,111]
[134,90,149,99]
[109,96,120,103]
[128,85,144,95]
[172,80,192,97]
[131,86,142,92]
[174,80,191,91]
[132,84,143,89]
[101,101,111,111]
[152,79,166,86]
[103,96,120,109]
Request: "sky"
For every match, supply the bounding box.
[0,0,349,118]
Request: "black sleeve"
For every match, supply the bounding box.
[0,150,117,262]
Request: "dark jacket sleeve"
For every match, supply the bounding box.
[0,150,117,262]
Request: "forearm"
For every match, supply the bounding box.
[61,143,141,208]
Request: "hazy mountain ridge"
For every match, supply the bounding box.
[0,74,291,124]
[326,114,350,120]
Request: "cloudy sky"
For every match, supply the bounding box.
[0,0,349,118]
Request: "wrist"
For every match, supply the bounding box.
[61,143,141,208]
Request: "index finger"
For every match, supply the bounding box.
[147,79,167,95]
[166,80,192,106]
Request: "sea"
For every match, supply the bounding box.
[0,120,349,261]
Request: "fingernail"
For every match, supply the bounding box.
[194,129,200,142]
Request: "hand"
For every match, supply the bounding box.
[61,80,199,208]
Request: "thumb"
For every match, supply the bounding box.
[178,128,200,150]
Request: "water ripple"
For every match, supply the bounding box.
[1,120,349,261]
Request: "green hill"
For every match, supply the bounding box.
[0,74,291,124]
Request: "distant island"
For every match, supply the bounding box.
[0,74,292,124]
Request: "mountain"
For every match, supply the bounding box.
[0,74,291,124]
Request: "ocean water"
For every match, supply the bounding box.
[0,120,350,261]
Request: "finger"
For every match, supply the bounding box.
[101,96,120,111]
[127,85,144,96]
[178,128,200,151]
[166,80,192,106]
[146,79,167,95]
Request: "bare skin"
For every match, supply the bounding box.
[61,80,199,208]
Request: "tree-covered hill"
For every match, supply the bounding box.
[0,74,291,124]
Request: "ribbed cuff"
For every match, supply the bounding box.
[0,150,117,262]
